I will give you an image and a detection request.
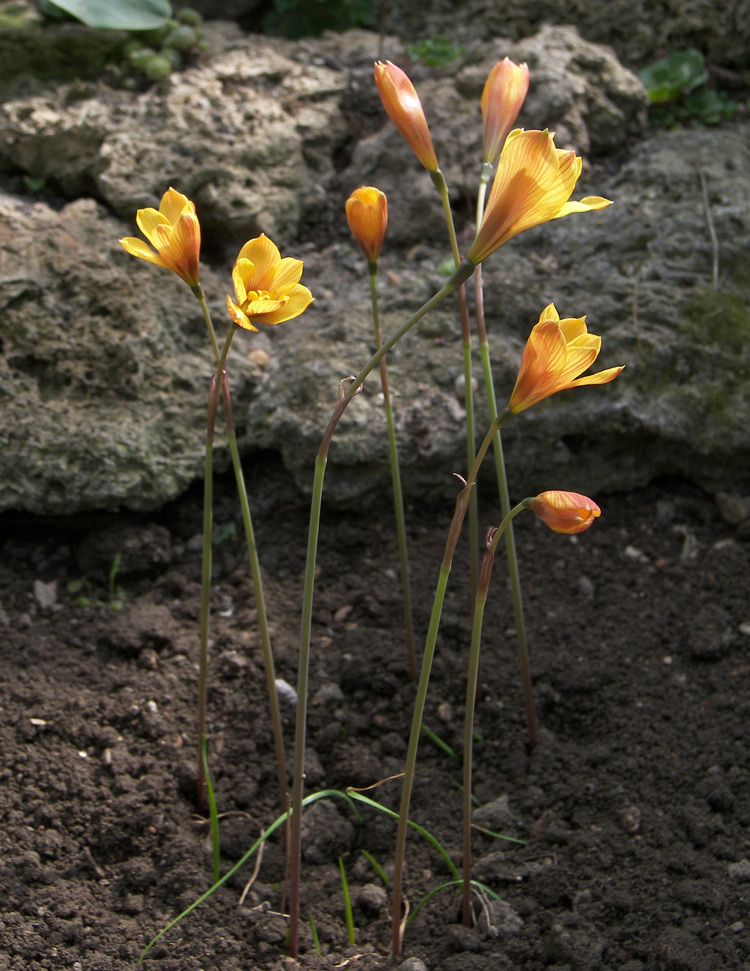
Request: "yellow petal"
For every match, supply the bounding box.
[269,256,304,294]
[227,294,257,331]
[232,259,253,304]
[236,235,281,287]
[253,284,313,326]
[557,315,587,340]
[135,207,170,248]
[537,303,560,324]
[160,186,194,223]
[119,235,167,270]
[569,366,625,388]
[556,196,612,218]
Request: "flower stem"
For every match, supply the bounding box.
[288,262,475,959]
[391,409,511,959]
[474,169,537,750]
[432,168,479,601]
[462,503,525,925]
[222,374,289,824]
[196,370,221,813]
[369,268,416,681]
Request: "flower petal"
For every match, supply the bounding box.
[227,294,257,331]
[119,236,167,270]
[252,284,313,326]
[269,256,304,294]
[160,186,194,223]
[135,207,170,249]
[236,234,281,287]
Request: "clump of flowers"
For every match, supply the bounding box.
[129,47,624,967]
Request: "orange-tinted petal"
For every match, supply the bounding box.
[374,61,439,172]
[528,491,601,534]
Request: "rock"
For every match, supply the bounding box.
[685,604,735,661]
[475,898,524,938]
[356,882,387,915]
[716,492,750,525]
[0,27,748,513]
[76,523,171,579]
[0,31,348,257]
[300,799,354,864]
[728,859,750,881]
[382,0,750,73]
[32,578,57,609]
[472,795,519,832]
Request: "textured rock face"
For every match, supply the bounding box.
[242,121,750,503]
[0,28,349,254]
[0,25,747,514]
[383,0,750,72]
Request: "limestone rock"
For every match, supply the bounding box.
[0,25,747,514]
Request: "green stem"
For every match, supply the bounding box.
[194,287,292,819]
[369,268,416,681]
[193,284,222,368]
[432,168,479,601]
[288,451,326,958]
[461,502,525,926]
[223,387,289,824]
[287,261,475,959]
[194,324,242,821]
[196,369,221,813]
[474,168,537,750]
[391,409,511,959]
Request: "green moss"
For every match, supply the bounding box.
[683,284,749,363]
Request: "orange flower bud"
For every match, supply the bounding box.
[466,129,612,265]
[120,186,201,287]
[346,186,388,265]
[481,58,530,164]
[508,303,624,414]
[227,234,313,332]
[527,491,601,534]
[374,60,439,172]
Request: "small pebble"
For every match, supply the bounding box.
[398,959,428,971]
[33,579,57,609]
[728,860,750,881]
[357,882,387,915]
[275,678,297,705]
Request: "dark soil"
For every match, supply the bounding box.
[1,459,749,971]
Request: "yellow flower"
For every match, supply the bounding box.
[527,491,601,534]
[508,303,624,414]
[346,186,388,265]
[374,60,439,173]
[481,58,530,165]
[120,186,201,287]
[466,129,612,265]
[226,234,313,332]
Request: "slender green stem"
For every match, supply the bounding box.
[289,451,327,958]
[195,323,242,819]
[287,263,474,959]
[193,284,222,367]
[369,268,416,681]
[194,286,291,820]
[473,167,537,750]
[461,502,525,926]
[201,734,221,885]
[391,409,511,959]
[196,370,221,813]
[223,392,289,823]
[432,168,479,601]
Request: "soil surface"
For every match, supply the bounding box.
[1,458,749,971]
